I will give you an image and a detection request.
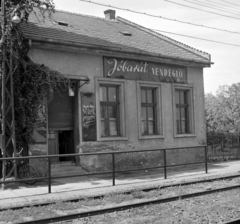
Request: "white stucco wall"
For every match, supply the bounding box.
[29,47,207,170]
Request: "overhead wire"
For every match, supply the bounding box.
[153,29,240,47]
[78,0,240,47]
[220,0,240,7]
[203,0,240,13]
[78,0,240,35]
[163,0,240,20]
[182,0,240,16]
[200,0,240,9]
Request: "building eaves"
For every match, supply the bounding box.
[20,22,152,54]
[22,9,212,67]
[23,25,211,66]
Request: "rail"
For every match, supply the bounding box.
[0,145,208,193]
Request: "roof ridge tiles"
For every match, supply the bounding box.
[117,16,210,61]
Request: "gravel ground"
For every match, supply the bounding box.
[76,189,240,224]
[1,177,240,223]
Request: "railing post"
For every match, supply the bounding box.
[163,149,167,179]
[205,146,208,173]
[112,153,115,186]
[1,159,5,190]
[222,136,224,161]
[238,134,240,157]
[238,134,240,152]
[48,157,51,193]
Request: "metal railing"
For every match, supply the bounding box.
[0,145,208,193]
[207,134,240,161]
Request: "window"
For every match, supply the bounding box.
[141,88,157,135]
[173,85,195,136]
[137,81,163,139]
[100,85,120,137]
[175,90,190,134]
[48,131,55,139]
[96,78,127,141]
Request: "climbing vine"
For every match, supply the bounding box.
[1,0,69,151]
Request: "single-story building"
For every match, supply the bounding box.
[21,9,212,175]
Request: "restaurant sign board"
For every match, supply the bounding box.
[103,57,187,83]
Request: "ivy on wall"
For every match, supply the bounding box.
[1,0,69,151]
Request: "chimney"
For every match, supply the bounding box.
[104,9,116,20]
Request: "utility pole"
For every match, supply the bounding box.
[1,0,7,189]
[1,0,17,189]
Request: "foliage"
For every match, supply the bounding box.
[205,83,240,135]
[207,133,240,162]
[1,0,69,151]
[208,155,240,163]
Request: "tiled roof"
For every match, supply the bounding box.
[20,9,211,65]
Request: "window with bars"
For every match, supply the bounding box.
[175,89,190,134]
[141,87,157,135]
[100,85,120,137]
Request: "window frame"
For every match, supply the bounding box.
[96,77,127,141]
[172,84,195,137]
[100,85,120,137]
[137,81,164,139]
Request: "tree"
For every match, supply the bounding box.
[205,83,240,135]
[205,93,219,134]
[1,0,69,152]
[1,0,70,183]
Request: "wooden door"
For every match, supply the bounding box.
[48,131,59,162]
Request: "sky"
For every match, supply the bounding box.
[53,0,240,95]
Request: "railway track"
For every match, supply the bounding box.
[2,173,240,212]
[15,184,240,224]
[0,173,236,223]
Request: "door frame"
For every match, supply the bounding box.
[47,81,81,163]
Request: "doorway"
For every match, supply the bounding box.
[58,130,74,161]
[48,87,76,163]
[48,130,74,162]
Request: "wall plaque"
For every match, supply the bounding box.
[81,93,96,141]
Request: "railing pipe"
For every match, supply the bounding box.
[0,145,208,191]
[0,145,208,161]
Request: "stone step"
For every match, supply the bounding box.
[51,170,87,177]
[51,162,79,170]
[51,161,75,168]
[50,162,88,177]
[51,166,84,172]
